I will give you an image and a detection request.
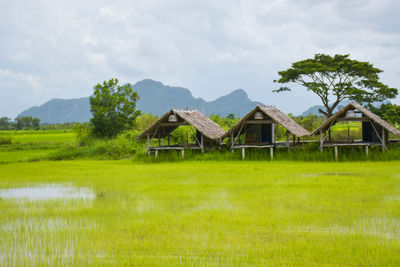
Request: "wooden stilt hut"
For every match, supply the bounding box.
[311,102,400,159]
[224,105,310,159]
[137,109,226,157]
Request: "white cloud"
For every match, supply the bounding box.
[0,0,399,118]
[0,69,42,92]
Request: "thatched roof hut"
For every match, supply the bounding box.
[224,105,310,159]
[137,109,225,141]
[224,105,310,139]
[311,103,400,156]
[312,102,400,136]
[137,109,225,156]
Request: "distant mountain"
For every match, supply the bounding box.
[19,79,262,123]
[19,97,91,123]
[300,100,389,117]
[300,101,350,117]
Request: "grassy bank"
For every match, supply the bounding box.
[1,160,399,265]
[1,129,400,164]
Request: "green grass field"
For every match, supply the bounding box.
[0,130,400,265]
[0,130,75,163]
[0,130,75,144]
[1,160,400,266]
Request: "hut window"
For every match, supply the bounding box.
[168,114,178,122]
[345,110,356,118]
[254,112,263,120]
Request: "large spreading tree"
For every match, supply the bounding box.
[90,78,140,138]
[274,54,398,117]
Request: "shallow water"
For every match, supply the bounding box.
[0,184,95,200]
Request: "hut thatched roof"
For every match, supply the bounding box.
[311,102,400,136]
[137,109,226,140]
[223,105,310,138]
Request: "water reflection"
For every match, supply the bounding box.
[0,184,94,200]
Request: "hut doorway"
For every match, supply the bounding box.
[245,124,273,144]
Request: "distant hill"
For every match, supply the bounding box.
[19,79,262,123]
[19,97,92,124]
[300,101,350,117]
[299,100,388,117]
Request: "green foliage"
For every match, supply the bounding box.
[368,103,400,125]
[138,142,400,163]
[40,122,81,130]
[168,126,196,144]
[274,54,398,117]
[134,113,159,133]
[209,114,240,131]
[73,122,92,146]
[2,129,400,164]
[90,78,141,138]
[290,114,325,132]
[14,116,41,130]
[0,117,12,130]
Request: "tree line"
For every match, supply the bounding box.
[0,116,41,130]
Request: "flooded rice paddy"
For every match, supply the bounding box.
[1,161,400,265]
[0,184,95,201]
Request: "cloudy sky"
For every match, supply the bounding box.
[1,0,400,118]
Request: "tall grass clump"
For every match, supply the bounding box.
[0,136,12,145]
[134,142,400,163]
[47,129,144,160]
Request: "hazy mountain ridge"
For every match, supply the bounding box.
[19,79,262,123]
[300,100,388,117]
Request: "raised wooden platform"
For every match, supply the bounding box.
[147,145,202,158]
[322,142,383,147]
[320,142,385,160]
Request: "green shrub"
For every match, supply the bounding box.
[46,130,143,160]
[73,123,93,146]
[134,142,400,163]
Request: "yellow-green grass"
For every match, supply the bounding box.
[331,121,361,130]
[0,149,59,163]
[1,160,399,266]
[0,130,75,144]
[0,130,76,163]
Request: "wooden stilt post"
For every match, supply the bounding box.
[181,149,184,158]
[270,147,273,159]
[335,146,338,160]
[365,145,369,157]
[155,150,158,158]
[201,134,204,153]
[271,123,275,144]
[167,134,170,146]
[230,134,234,152]
[382,129,386,151]
[286,130,290,151]
[242,147,245,160]
[347,126,350,141]
[319,132,323,151]
[147,134,150,156]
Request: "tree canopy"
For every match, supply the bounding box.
[0,117,12,130]
[90,78,141,138]
[369,103,400,125]
[274,54,398,117]
[15,116,40,130]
